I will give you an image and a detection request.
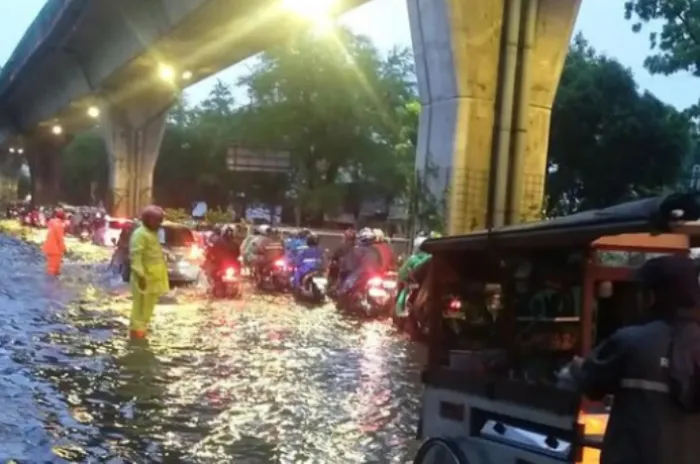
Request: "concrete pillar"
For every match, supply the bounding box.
[408,0,580,234]
[24,132,73,206]
[99,89,173,217]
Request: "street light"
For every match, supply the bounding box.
[17,148,23,154]
[52,124,63,135]
[158,64,175,82]
[9,147,15,153]
[87,106,100,118]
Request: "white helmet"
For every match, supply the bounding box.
[372,228,386,242]
[258,224,270,235]
[413,236,427,250]
[358,227,375,244]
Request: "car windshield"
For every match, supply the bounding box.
[160,226,194,247]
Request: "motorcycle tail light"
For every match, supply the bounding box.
[274,259,286,268]
[447,298,462,313]
[224,267,237,279]
[367,276,383,287]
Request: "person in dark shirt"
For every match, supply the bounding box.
[569,255,700,464]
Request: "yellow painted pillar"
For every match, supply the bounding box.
[407,0,580,234]
[509,0,582,223]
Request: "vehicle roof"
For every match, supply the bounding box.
[422,192,700,253]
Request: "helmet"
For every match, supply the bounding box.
[413,236,426,250]
[306,233,320,247]
[54,207,65,220]
[372,229,386,242]
[222,226,234,238]
[141,205,164,222]
[343,228,356,243]
[258,224,270,235]
[298,228,312,239]
[358,227,375,245]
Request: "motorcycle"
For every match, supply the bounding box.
[293,261,328,304]
[78,221,92,242]
[211,261,242,298]
[339,271,398,317]
[255,257,291,292]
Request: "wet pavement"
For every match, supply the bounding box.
[0,233,424,463]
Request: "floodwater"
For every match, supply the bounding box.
[0,234,424,463]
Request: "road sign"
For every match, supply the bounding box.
[226,145,291,173]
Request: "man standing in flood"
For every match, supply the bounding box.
[42,208,66,276]
[129,205,169,339]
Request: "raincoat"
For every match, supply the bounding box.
[395,251,431,315]
[292,246,325,288]
[42,218,66,276]
[129,225,169,336]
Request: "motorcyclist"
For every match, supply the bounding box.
[371,228,396,273]
[292,233,326,290]
[330,228,356,286]
[254,226,286,275]
[205,226,241,280]
[285,229,309,262]
[242,225,265,267]
[338,228,381,297]
[395,233,433,317]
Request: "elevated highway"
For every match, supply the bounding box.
[1,0,580,234]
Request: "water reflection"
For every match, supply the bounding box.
[0,236,424,462]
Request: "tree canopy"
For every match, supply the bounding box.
[546,34,691,214]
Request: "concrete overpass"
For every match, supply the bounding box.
[0,0,580,233]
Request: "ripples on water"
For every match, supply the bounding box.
[0,235,424,463]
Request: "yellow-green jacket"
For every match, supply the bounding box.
[129,225,170,295]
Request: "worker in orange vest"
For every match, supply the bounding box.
[42,208,66,276]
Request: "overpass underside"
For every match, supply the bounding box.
[409,0,580,234]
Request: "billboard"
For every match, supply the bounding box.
[226,145,291,173]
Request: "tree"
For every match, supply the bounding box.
[60,131,108,205]
[546,34,691,214]
[624,0,700,78]
[236,27,417,223]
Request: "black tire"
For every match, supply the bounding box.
[413,438,470,464]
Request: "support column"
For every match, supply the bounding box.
[99,89,173,217]
[24,131,73,206]
[408,0,580,234]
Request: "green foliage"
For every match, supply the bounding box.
[624,0,700,77]
[546,34,691,214]
[60,131,108,205]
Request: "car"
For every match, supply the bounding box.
[110,221,205,285]
[93,217,133,247]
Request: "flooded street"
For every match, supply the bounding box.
[0,234,423,463]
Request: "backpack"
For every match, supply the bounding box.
[668,321,700,412]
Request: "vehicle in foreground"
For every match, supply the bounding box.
[111,221,204,285]
[412,192,700,464]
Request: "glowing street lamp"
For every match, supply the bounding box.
[9,147,15,153]
[17,148,23,154]
[52,124,63,135]
[87,106,100,118]
[158,64,175,82]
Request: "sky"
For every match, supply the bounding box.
[1,0,699,109]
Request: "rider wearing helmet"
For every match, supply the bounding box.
[292,232,326,290]
[371,228,396,273]
[205,225,241,280]
[395,232,436,319]
[128,205,169,339]
[254,226,286,274]
[338,228,383,296]
[330,228,356,286]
